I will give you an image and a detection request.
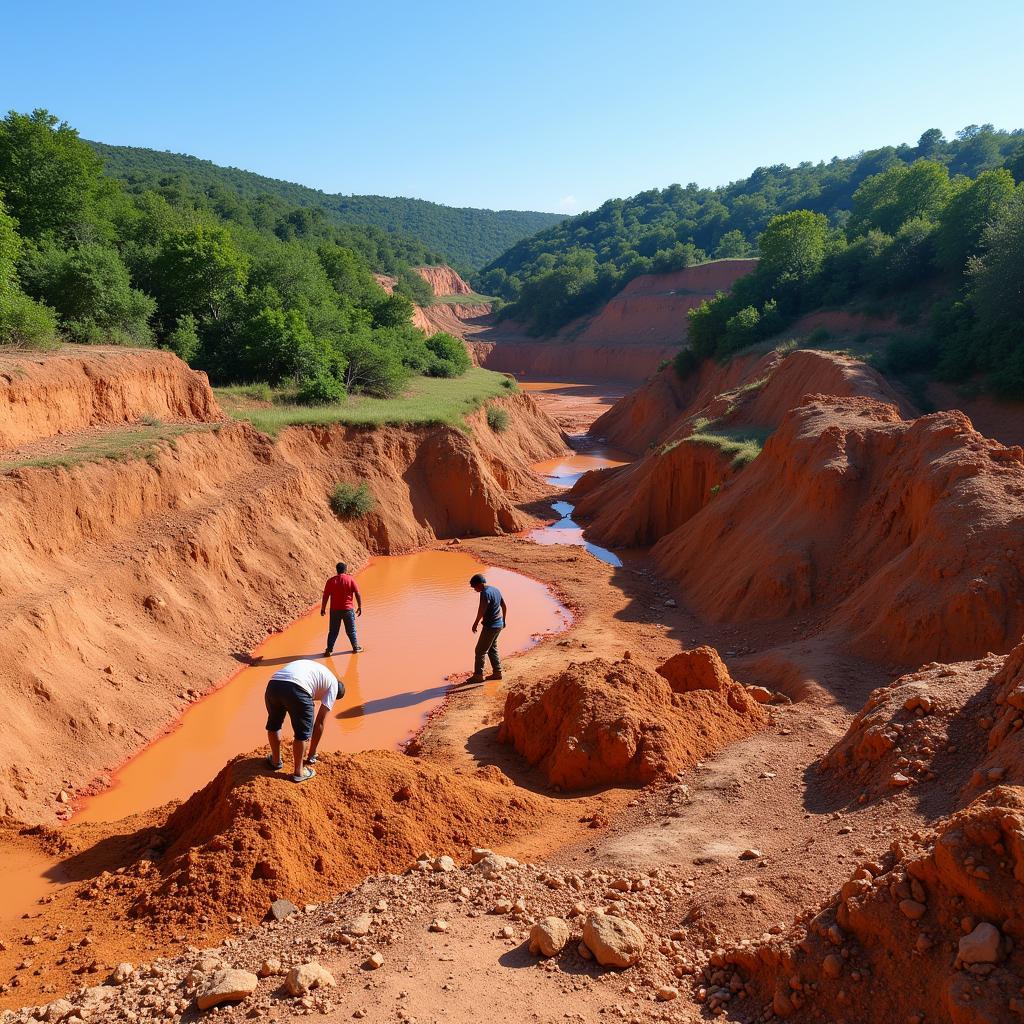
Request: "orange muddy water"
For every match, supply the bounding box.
[75,551,568,823]
[518,380,629,435]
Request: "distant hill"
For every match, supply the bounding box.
[89,141,563,269]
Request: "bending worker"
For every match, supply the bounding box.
[264,658,343,782]
[468,572,506,684]
[321,561,363,655]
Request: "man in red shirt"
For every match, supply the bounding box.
[320,561,363,655]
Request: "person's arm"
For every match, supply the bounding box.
[472,593,484,632]
[500,597,507,625]
[354,579,363,616]
[320,579,331,616]
[308,705,330,758]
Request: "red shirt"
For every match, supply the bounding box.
[322,573,360,612]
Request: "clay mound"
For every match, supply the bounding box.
[412,301,493,340]
[498,653,768,790]
[118,749,546,928]
[414,265,474,297]
[823,639,1024,805]
[0,347,221,450]
[574,350,909,550]
[711,785,1024,1023]
[651,395,1024,664]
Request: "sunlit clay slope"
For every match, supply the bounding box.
[652,395,1024,665]
[572,349,909,549]
[472,259,758,382]
[0,346,220,448]
[0,349,565,822]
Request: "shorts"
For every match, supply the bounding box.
[264,678,315,741]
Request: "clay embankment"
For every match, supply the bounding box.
[571,348,908,550]
[0,347,219,449]
[649,395,1024,665]
[471,259,758,382]
[0,349,565,822]
[413,265,473,297]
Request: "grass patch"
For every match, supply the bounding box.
[0,423,209,473]
[216,382,273,403]
[215,367,511,438]
[486,406,510,432]
[663,422,771,469]
[329,481,376,519]
[430,292,496,306]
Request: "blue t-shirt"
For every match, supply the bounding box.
[480,585,504,629]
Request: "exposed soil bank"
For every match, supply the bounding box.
[0,350,567,822]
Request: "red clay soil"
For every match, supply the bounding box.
[712,784,1024,1022]
[412,301,493,339]
[472,260,759,383]
[0,351,566,822]
[413,265,474,297]
[498,651,768,790]
[573,349,911,550]
[0,347,220,449]
[651,394,1024,665]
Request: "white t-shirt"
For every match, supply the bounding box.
[271,660,340,709]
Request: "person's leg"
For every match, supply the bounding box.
[285,686,315,780]
[473,629,490,677]
[487,628,502,676]
[291,738,306,777]
[326,609,343,654]
[264,682,287,767]
[342,609,359,651]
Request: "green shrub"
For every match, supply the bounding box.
[500,375,517,390]
[329,481,375,519]
[486,406,510,432]
[673,347,700,378]
[298,372,345,405]
[0,288,59,349]
[168,313,200,364]
[808,326,831,345]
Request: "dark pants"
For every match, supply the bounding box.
[474,626,502,676]
[265,678,315,741]
[327,608,358,652]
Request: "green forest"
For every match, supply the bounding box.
[0,109,471,401]
[90,142,563,271]
[681,152,1024,395]
[480,126,1024,336]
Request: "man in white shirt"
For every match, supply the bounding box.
[264,659,343,782]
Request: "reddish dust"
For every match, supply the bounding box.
[75,550,568,824]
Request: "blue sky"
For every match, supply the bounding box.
[3,0,1022,213]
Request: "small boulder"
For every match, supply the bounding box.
[195,968,259,1010]
[111,962,133,985]
[582,912,645,968]
[284,962,336,997]
[529,917,570,957]
[343,912,373,937]
[363,952,385,971]
[266,898,298,922]
[257,958,282,979]
[959,923,1001,965]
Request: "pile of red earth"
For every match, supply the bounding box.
[498,647,770,789]
[822,640,1024,804]
[62,751,549,933]
[707,785,1024,1023]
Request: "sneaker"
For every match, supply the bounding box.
[324,649,333,657]
[465,673,485,684]
[353,646,364,653]
[486,672,503,681]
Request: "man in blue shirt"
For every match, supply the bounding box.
[468,572,507,684]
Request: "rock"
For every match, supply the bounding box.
[266,898,298,922]
[739,848,763,860]
[664,599,678,609]
[56,791,69,805]
[433,855,456,872]
[747,686,774,703]
[959,922,1001,964]
[899,899,927,920]
[888,772,912,788]
[195,968,259,1010]
[491,900,514,915]
[656,985,679,1001]
[474,852,518,877]
[343,912,373,937]
[284,962,336,996]
[582,912,645,968]
[363,952,385,971]
[577,941,593,961]
[111,962,133,984]
[822,954,842,979]
[43,999,74,1022]
[470,847,492,863]
[257,958,282,978]
[773,990,795,1017]
[529,917,570,957]
[657,645,732,693]
[428,919,449,933]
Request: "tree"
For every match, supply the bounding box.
[0,194,58,348]
[714,230,752,258]
[168,314,200,363]
[424,331,471,377]
[372,291,415,328]
[236,306,314,384]
[967,192,1024,341]
[850,160,951,235]
[934,169,1015,272]
[915,129,946,159]
[0,109,113,241]
[153,224,248,324]
[339,333,410,397]
[757,211,830,283]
